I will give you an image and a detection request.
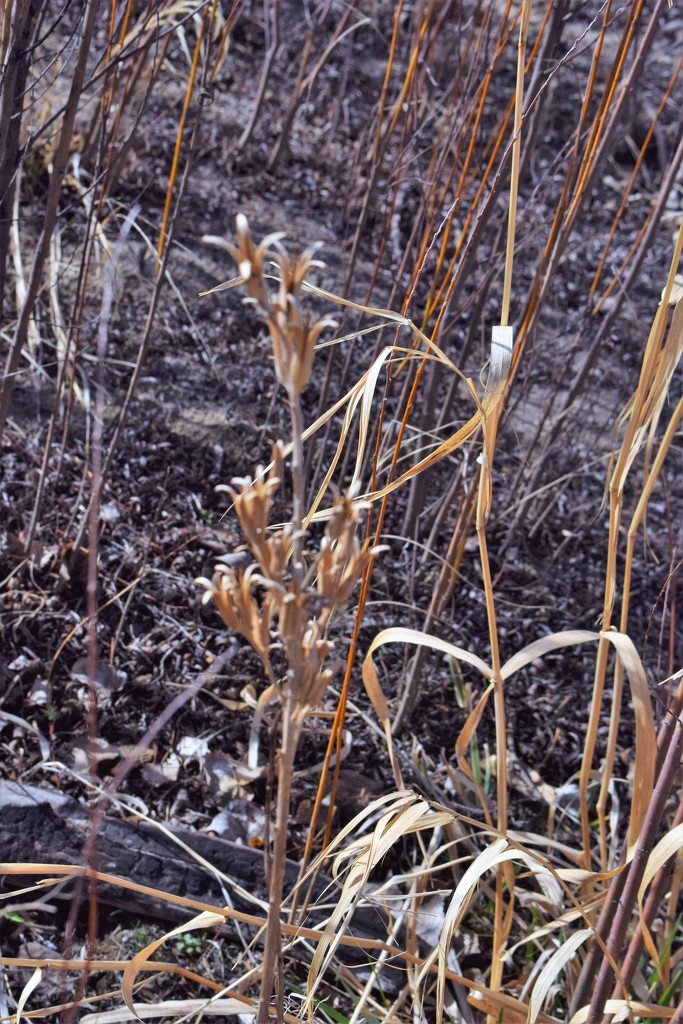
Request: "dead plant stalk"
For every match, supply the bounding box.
[199,216,378,1023]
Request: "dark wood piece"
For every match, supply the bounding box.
[0,780,400,987]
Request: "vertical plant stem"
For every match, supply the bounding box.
[258,348,307,1016]
[288,386,306,572]
[0,0,40,323]
[476,482,508,1017]
[157,0,211,262]
[596,392,683,867]
[500,0,531,329]
[77,3,217,546]
[0,0,100,436]
[586,707,683,1021]
[613,792,683,1001]
[238,0,280,149]
[61,205,137,1024]
[571,675,683,1018]
[257,693,299,1024]
[478,2,531,1013]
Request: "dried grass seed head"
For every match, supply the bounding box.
[317,536,373,607]
[278,588,313,647]
[297,634,334,710]
[270,268,337,391]
[280,610,334,712]
[227,213,284,310]
[228,217,335,394]
[196,565,274,675]
[315,487,378,605]
[227,444,285,568]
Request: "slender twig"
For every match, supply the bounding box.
[0,0,40,324]
[61,202,138,1024]
[0,0,100,436]
[586,708,683,1021]
[71,1,218,549]
[238,0,280,150]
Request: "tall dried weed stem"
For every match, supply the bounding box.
[198,215,379,1024]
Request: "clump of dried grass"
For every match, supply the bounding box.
[2,2,681,1022]
[4,215,680,1024]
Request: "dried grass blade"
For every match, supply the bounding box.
[364,626,492,688]
[361,327,510,505]
[455,682,494,762]
[362,627,492,787]
[569,998,678,1023]
[121,912,227,1019]
[305,795,446,1011]
[638,822,683,902]
[304,346,395,527]
[500,630,599,680]
[637,822,683,965]
[505,893,604,956]
[496,625,654,853]
[82,1000,257,1024]
[601,630,655,855]
[528,928,593,1024]
[417,838,509,1024]
[15,967,42,1024]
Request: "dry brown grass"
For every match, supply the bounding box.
[1,1,681,1023]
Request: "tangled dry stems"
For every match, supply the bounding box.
[193,214,683,1024]
[1,1,681,1021]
